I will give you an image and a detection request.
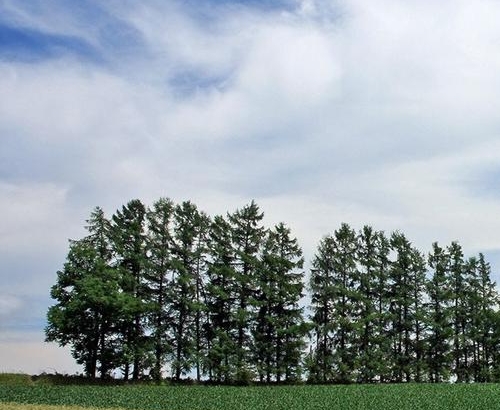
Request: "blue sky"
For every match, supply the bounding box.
[2,0,500,374]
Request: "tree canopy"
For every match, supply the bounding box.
[46,198,500,383]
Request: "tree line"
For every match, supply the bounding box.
[46,198,500,383]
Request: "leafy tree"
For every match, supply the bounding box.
[462,256,479,382]
[111,199,148,381]
[168,201,207,380]
[47,199,500,385]
[227,201,265,382]
[356,226,392,383]
[426,242,452,382]
[387,232,427,382]
[370,230,392,382]
[471,253,498,381]
[191,209,211,382]
[145,198,175,381]
[254,223,305,382]
[329,224,358,383]
[447,242,467,382]
[308,223,358,383]
[308,235,338,383]
[409,246,427,382]
[205,215,238,382]
[46,207,121,379]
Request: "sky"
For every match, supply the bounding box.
[2,0,500,375]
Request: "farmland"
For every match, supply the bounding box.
[3,377,500,410]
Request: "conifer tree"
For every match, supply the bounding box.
[205,215,238,382]
[308,235,337,383]
[254,223,305,382]
[191,207,211,381]
[111,199,148,381]
[462,256,478,382]
[409,247,427,382]
[371,230,392,382]
[145,198,175,381]
[388,232,426,382]
[356,226,393,382]
[228,201,265,382]
[474,253,498,381]
[169,201,208,381]
[308,223,358,383]
[447,241,467,382]
[47,199,500,384]
[331,224,358,383]
[46,207,120,379]
[426,242,452,382]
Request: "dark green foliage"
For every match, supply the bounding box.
[205,214,238,382]
[46,207,122,379]
[227,201,265,382]
[308,235,340,383]
[47,199,500,384]
[426,242,453,382]
[308,223,358,383]
[355,227,392,383]
[387,232,426,382]
[307,226,499,384]
[145,198,175,381]
[254,222,306,383]
[447,242,468,382]
[110,199,149,381]
[169,201,210,381]
[469,254,499,381]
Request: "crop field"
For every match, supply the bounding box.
[3,377,500,410]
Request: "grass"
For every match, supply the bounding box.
[0,373,34,386]
[3,375,500,410]
[1,404,123,410]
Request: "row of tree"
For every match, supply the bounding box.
[46,199,305,383]
[46,198,500,383]
[308,224,500,383]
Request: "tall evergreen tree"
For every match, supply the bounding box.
[409,247,427,382]
[447,242,467,382]
[308,223,358,383]
[47,198,500,385]
[189,205,211,382]
[330,224,359,383]
[371,230,392,382]
[388,232,426,382]
[254,223,305,382]
[356,226,392,383]
[205,215,238,382]
[308,235,338,383]
[227,201,265,382]
[145,198,175,381]
[169,201,207,381]
[462,256,478,382]
[111,199,148,381]
[426,242,452,382]
[46,207,121,379]
[474,253,498,381]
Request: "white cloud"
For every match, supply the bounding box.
[0,62,156,145]
[0,294,23,318]
[235,23,341,104]
[339,0,500,137]
[0,182,72,254]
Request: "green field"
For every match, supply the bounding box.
[3,376,500,410]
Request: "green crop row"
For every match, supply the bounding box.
[3,383,500,410]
